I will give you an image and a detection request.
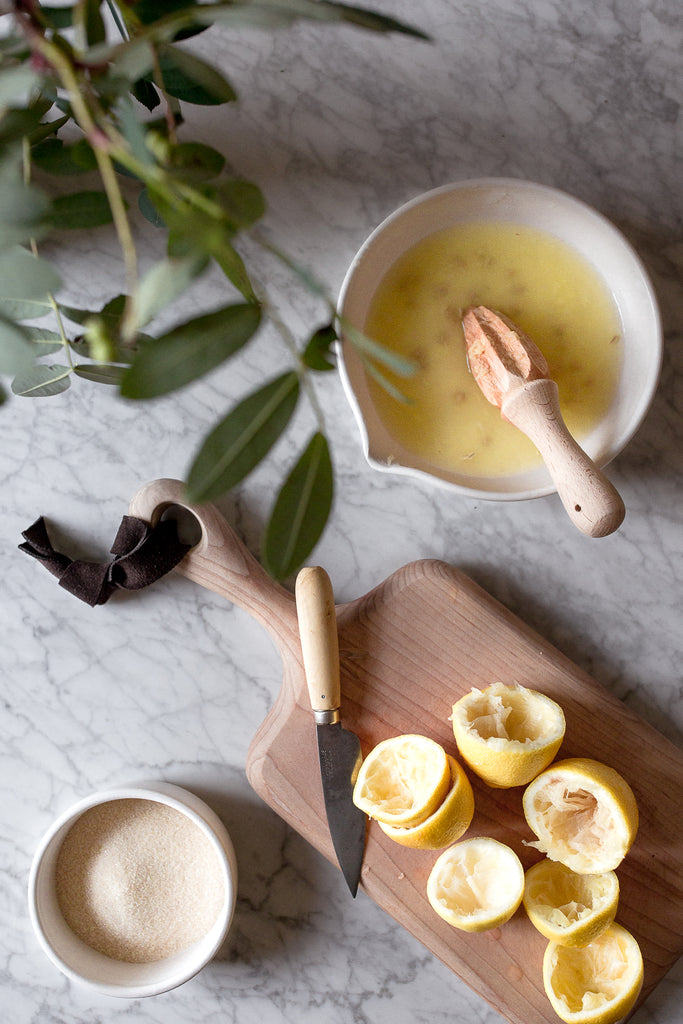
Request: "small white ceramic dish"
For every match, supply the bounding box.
[338,177,662,500]
[28,781,238,998]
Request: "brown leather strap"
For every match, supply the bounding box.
[19,514,191,606]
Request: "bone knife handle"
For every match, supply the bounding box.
[295,566,341,715]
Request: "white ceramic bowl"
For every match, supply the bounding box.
[338,178,662,500]
[28,782,238,998]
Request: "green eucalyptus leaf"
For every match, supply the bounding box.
[138,187,165,227]
[50,191,114,230]
[24,113,70,148]
[201,0,427,37]
[216,179,265,230]
[100,294,127,320]
[26,327,61,341]
[26,326,62,345]
[0,243,58,315]
[134,253,209,328]
[74,0,107,48]
[0,298,53,319]
[0,180,50,248]
[0,67,41,105]
[0,106,44,147]
[120,302,262,399]
[74,363,126,385]
[31,137,92,175]
[342,320,416,377]
[165,228,256,303]
[109,39,156,83]
[70,138,98,170]
[263,431,333,580]
[132,0,208,40]
[322,0,429,38]
[156,44,237,105]
[211,240,257,302]
[362,357,413,403]
[60,294,126,327]
[11,363,71,397]
[116,96,155,166]
[186,371,300,502]
[133,0,198,25]
[302,323,337,371]
[131,77,161,112]
[40,5,76,29]
[0,316,34,373]
[0,37,30,59]
[167,142,226,180]
[25,326,63,355]
[0,246,61,302]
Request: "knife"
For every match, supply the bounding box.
[295,566,366,897]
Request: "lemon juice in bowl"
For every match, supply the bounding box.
[363,220,622,478]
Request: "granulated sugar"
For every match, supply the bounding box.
[55,798,225,963]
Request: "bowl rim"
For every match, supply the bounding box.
[337,176,663,501]
[27,781,238,998]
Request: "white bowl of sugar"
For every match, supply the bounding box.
[28,782,237,997]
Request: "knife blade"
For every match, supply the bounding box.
[295,566,366,897]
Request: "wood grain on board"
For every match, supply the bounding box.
[130,480,683,1024]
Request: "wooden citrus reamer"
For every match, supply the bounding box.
[461,306,625,538]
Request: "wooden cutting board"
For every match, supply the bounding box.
[130,480,683,1024]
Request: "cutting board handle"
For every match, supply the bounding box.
[129,479,296,644]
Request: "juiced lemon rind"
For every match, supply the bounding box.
[352,734,451,827]
[427,836,524,933]
[524,859,619,947]
[451,682,565,789]
[378,754,474,849]
[522,757,639,874]
[542,922,643,1024]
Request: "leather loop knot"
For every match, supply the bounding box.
[19,515,191,606]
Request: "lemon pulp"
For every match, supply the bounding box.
[543,923,644,1024]
[352,734,451,826]
[523,758,639,873]
[451,682,565,788]
[427,837,525,932]
[524,860,619,946]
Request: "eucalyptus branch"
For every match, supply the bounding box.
[15,18,140,335]
[21,136,73,370]
[1,0,426,579]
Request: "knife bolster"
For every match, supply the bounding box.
[314,709,340,725]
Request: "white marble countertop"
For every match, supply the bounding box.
[2,1,681,1022]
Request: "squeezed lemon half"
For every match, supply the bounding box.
[524,859,619,947]
[352,734,451,827]
[522,757,639,873]
[543,922,644,1024]
[378,754,474,849]
[451,682,565,788]
[426,837,525,932]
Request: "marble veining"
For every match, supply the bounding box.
[1,0,682,1022]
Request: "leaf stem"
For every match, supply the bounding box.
[17,20,139,340]
[22,134,74,372]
